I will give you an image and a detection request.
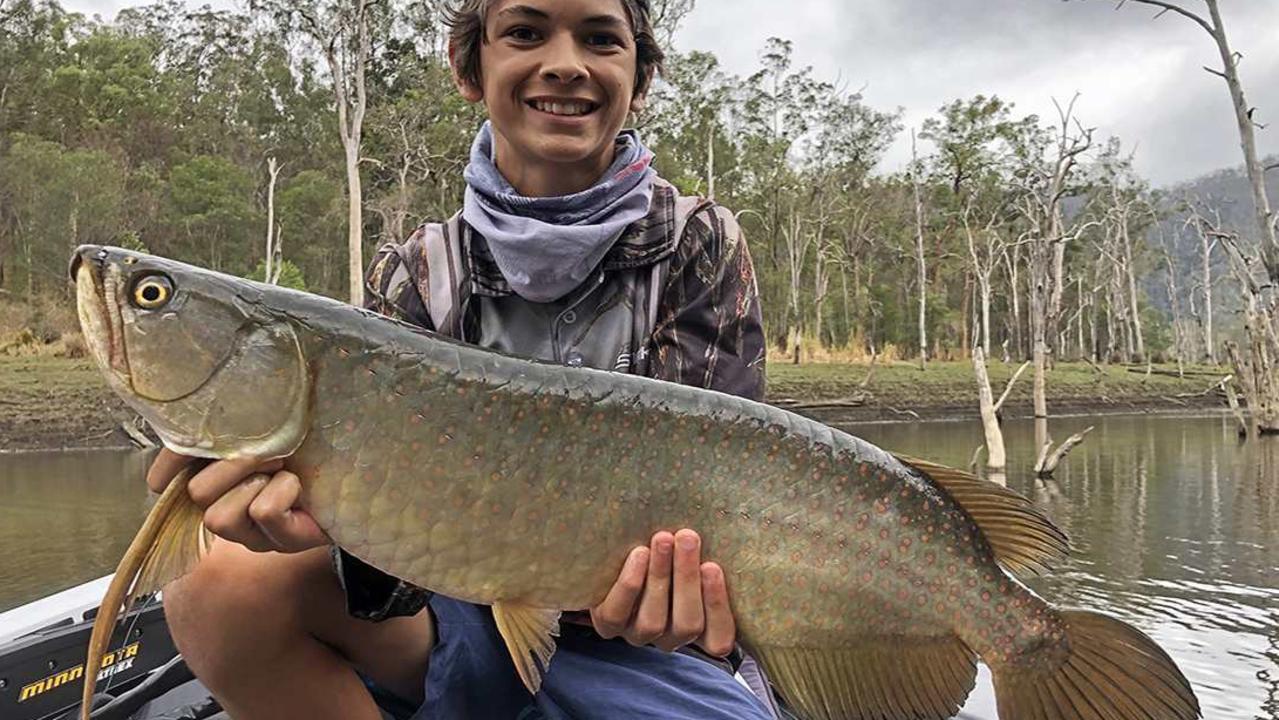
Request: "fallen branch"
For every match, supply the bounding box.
[1082,356,1106,375]
[883,406,922,420]
[119,416,157,449]
[1221,377,1249,438]
[1034,426,1094,478]
[1172,375,1232,399]
[770,394,869,411]
[993,361,1032,414]
[859,352,880,389]
[1125,367,1225,379]
[968,445,986,472]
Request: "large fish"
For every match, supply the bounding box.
[71,245,1199,720]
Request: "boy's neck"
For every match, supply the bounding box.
[493,140,615,198]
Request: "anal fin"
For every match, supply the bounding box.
[752,635,977,720]
[492,600,561,694]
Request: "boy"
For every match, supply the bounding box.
[147,0,772,717]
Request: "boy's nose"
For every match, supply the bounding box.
[539,33,588,84]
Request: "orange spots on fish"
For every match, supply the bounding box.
[981,591,992,602]
[899,538,913,551]
[873,500,887,515]
[899,515,911,526]
[344,420,357,433]
[996,603,1007,614]
[490,503,502,515]
[878,529,890,540]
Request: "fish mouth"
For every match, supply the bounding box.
[73,246,131,385]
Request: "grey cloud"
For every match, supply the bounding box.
[677,0,1279,185]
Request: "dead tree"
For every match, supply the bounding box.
[973,346,1030,473]
[1114,0,1276,275]
[263,156,283,285]
[910,130,928,370]
[255,0,382,303]
[1019,97,1094,418]
[1184,199,1222,363]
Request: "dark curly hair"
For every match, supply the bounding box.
[444,0,666,97]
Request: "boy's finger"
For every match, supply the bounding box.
[660,529,705,651]
[590,546,649,639]
[201,474,275,552]
[695,562,736,658]
[249,472,330,552]
[146,449,193,493]
[187,458,284,508]
[629,531,674,646]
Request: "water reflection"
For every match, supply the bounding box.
[0,449,153,612]
[844,413,1279,720]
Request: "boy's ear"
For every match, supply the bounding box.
[449,40,484,103]
[630,68,655,113]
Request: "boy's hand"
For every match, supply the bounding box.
[146,448,330,553]
[589,529,736,657]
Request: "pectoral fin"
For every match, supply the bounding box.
[491,601,562,694]
[80,465,207,719]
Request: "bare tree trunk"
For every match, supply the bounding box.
[911,131,927,370]
[264,157,281,284]
[1162,245,1186,376]
[1201,231,1217,362]
[706,124,715,201]
[973,347,1008,474]
[299,0,376,305]
[1122,218,1145,359]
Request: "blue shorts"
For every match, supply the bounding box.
[411,595,774,720]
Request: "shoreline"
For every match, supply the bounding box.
[0,356,1234,453]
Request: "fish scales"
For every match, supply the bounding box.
[289,313,1042,656]
[72,246,1201,720]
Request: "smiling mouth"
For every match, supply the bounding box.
[526,99,599,117]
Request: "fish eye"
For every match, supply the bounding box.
[131,275,174,310]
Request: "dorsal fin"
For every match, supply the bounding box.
[895,455,1069,577]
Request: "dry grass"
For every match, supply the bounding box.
[0,295,85,358]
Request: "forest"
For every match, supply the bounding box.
[1,0,1276,380]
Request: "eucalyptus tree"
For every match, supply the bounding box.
[251,0,393,304]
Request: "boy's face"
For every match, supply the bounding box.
[459,0,644,187]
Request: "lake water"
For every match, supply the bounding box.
[0,414,1275,719]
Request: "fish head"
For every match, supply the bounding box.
[71,245,311,460]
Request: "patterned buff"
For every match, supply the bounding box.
[462,121,657,303]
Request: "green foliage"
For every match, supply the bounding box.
[247,259,307,291]
[0,1,1197,366]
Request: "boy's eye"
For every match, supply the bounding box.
[587,33,623,48]
[506,26,541,42]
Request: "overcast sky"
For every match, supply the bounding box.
[65,0,1279,186]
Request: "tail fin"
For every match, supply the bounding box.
[992,610,1200,720]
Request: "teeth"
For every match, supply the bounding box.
[532,100,593,116]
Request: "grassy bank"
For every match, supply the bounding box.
[0,355,131,451]
[0,354,1232,452]
[768,359,1232,421]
